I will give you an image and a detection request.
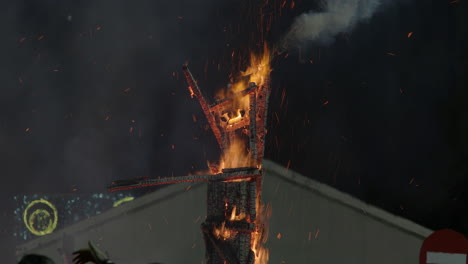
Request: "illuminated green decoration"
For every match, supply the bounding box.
[113,196,134,207]
[23,199,58,236]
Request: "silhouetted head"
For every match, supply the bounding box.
[18,254,55,264]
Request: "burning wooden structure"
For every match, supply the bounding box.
[108,61,271,264]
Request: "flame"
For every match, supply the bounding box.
[188,85,195,98]
[218,45,271,171]
[213,222,237,240]
[251,194,271,264]
[242,45,271,88]
[227,109,244,125]
[229,206,247,221]
[223,177,252,183]
[219,137,254,169]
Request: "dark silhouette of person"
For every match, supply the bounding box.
[18,254,55,264]
[73,241,162,264]
[73,241,114,264]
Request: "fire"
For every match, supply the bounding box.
[242,45,271,88]
[218,45,271,171]
[251,191,271,264]
[227,109,244,125]
[229,206,247,221]
[219,137,253,169]
[188,85,195,98]
[217,202,269,263]
[213,222,237,240]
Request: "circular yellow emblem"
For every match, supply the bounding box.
[23,199,58,236]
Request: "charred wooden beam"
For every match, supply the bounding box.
[182,66,223,148]
[108,168,261,192]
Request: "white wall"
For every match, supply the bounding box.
[263,160,430,264]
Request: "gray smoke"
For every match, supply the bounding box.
[283,0,382,47]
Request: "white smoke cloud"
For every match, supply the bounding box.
[283,0,382,47]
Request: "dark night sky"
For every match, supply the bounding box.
[0,0,467,261]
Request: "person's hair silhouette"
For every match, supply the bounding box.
[18,254,55,264]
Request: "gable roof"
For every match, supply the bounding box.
[262,159,433,239]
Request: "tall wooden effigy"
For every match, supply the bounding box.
[108,65,270,264]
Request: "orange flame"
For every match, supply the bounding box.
[187,86,195,98]
[219,45,271,171]
[251,191,271,264]
[242,46,271,88]
[227,109,244,125]
[213,222,237,240]
[219,137,253,169]
[229,206,247,221]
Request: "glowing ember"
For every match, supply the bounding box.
[188,85,195,98]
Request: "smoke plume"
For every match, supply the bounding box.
[283,0,382,47]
